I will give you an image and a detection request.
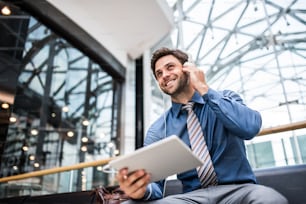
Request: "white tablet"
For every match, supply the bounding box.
[108,135,203,182]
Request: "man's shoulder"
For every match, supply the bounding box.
[145,109,173,143]
[211,89,241,98]
[216,89,236,95]
[221,89,243,99]
[149,109,171,128]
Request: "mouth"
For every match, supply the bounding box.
[165,79,176,87]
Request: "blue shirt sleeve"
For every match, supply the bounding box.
[203,89,262,139]
[142,182,164,200]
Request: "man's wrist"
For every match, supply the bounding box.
[142,184,152,200]
[196,84,209,96]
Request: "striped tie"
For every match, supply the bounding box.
[182,102,218,187]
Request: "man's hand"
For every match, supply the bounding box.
[183,62,209,96]
[116,168,151,200]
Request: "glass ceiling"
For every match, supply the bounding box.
[166,0,306,130]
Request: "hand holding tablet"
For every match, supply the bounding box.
[107,135,203,182]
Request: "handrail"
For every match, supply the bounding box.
[1,120,306,183]
[0,158,112,183]
[257,120,306,136]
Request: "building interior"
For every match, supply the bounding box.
[0,0,305,203]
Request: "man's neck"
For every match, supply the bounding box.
[171,88,195,104]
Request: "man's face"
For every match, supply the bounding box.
[154,55,188,96]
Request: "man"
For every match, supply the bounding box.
[116,47,288,203]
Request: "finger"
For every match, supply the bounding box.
[118,170,142,193]
[182,62,196,75]
[182,66,191,74]
[116,168,128,182]
[126,172,151,198]
[183,62,195,67]
[122,170,147,192]
[126,170,146,185]
[129,185,148,199]
[131,172,151,192]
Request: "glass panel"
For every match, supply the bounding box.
[247,141,275,168]
[0,3,121,193]
[291,134,306,163]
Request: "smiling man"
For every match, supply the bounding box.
[116,47,288,204]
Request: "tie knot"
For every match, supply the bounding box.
[182,102,195,112]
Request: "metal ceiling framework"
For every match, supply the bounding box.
[166,0,306,130]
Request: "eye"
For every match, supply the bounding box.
[168,65,174,70]
[155,71,162,78]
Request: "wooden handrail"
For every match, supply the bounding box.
[0,158,112,183]
[258,120,306,136]
[1,120,306,183]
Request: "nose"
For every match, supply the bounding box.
[161,70,170,79]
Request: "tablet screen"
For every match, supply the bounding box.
[108,135,203,182]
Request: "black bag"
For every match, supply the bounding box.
[91,185,130,204]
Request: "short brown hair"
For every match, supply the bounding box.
[150,47,188,78]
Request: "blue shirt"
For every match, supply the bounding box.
[142,89,262,200]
